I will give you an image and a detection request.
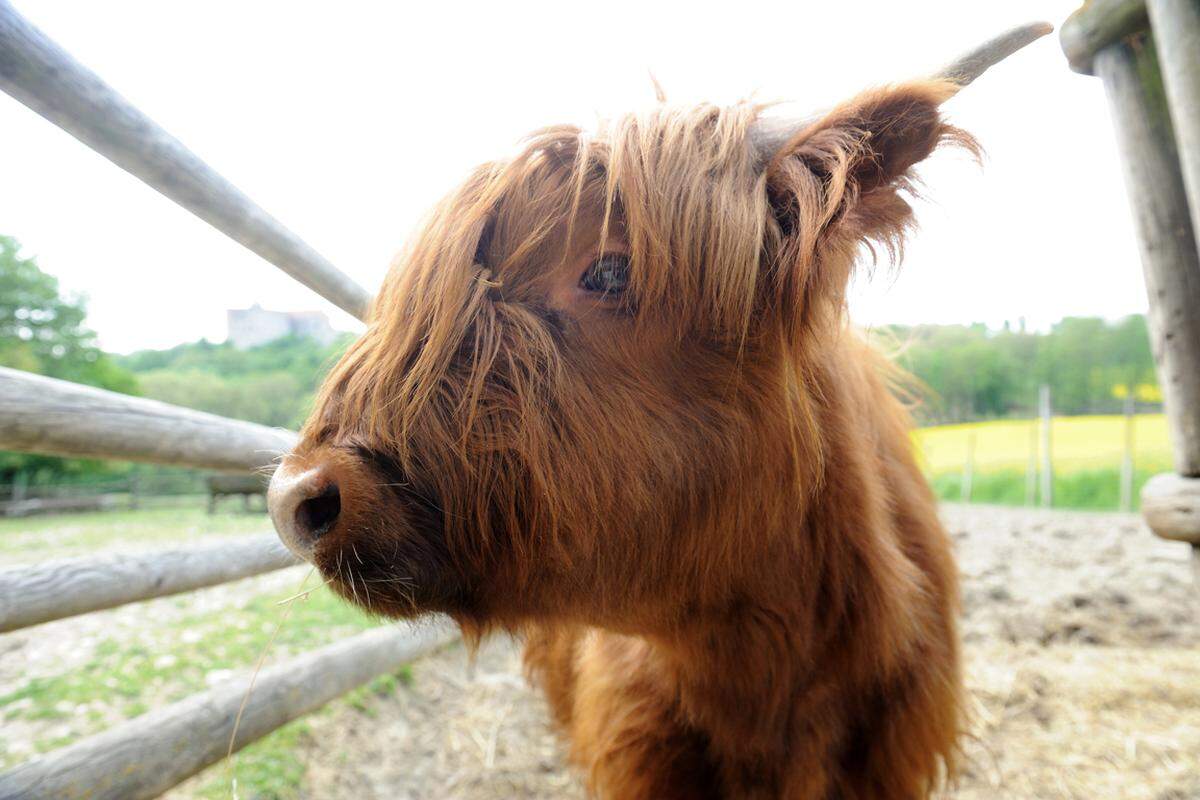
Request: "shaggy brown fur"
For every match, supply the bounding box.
[277,80,976,798]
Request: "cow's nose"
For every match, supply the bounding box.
[267,465,341,560]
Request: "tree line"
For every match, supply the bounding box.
[880,316,1160,425]
[118,334,353,430]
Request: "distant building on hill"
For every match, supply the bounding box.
[226,304,338,349]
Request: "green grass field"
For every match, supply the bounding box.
[912,413,1173,510]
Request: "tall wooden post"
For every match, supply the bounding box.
[1145,0,1200,263]
[1062,2,1200,545]
[10,470,27,504]
[128,472,140,511]
[1120,391,1136,512]
[1093,35,1200,479]
[962,432,976,503]
[1026,419,1038,506]
[1039,385,1054,508]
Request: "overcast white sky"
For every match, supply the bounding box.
[1,0,1143,353]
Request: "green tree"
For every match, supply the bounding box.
[887,315,1159,424]
[0,235,140,484]
[119,334,353,429]
[0,235,136,393]
[137,369,306,429]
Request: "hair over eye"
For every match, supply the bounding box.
[579,253,630,296]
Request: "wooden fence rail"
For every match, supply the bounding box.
[0,367,297,472]
[0,0,373,321]
[0,533,299,633]
[0,622,457,800]
[0,4,469,797]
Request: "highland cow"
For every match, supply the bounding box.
[268,25,1049,800]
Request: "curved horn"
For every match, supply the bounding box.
[935,21,1055,86]
[750,21,1054,158]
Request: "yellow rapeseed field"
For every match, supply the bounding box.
[913,414,1172,475]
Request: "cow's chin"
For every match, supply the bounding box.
[308,515,469,620]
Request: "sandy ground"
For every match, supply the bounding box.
[195,504,1200,799]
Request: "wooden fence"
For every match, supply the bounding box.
[0,3,456,798]
[1061,0,1200,545]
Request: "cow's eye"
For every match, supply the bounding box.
[579,254,630,295]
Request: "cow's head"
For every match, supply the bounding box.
[267,24,1048,635]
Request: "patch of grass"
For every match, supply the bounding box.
[198,719,313,800]
[0,506,272,565]
[916,414,1175,511]
[193,667,416,797]
[344,666,414,716]
[930,466,1167,511]
[33,733,76,754]
[931,469,1029,507]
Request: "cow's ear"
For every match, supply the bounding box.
[761,81,977,320]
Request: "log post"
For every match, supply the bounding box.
[1062,3,1200,544]
[1137,3,1200,539]
[1026,418,1038,507]
[1142,472,1200,542]
[1145,0,1200,263]
[1092,32,1200,479]
[1119,391,1136,512]
[1039,385,1054,508]
[961,431,975,503]
[1060,0,1149,74]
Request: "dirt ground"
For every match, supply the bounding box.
[213,504,1198,799]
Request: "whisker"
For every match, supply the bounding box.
[359,575,416,586]
[341,553,363,608]
[360,574,376,614]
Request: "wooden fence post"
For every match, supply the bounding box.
[10,470,26,504]
[127,473,140,511]
[1144,0,1200,264]
[1062,2,1200,545]
[1039,385,1054,508]
[962,431,976,503]
[1026,418,1038,506]
[1120,391,1136,511]
[1091,32,1200,478]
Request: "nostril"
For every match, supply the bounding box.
[296,483,340,539]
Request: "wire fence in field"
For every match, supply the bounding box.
[914,391,1172,511]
